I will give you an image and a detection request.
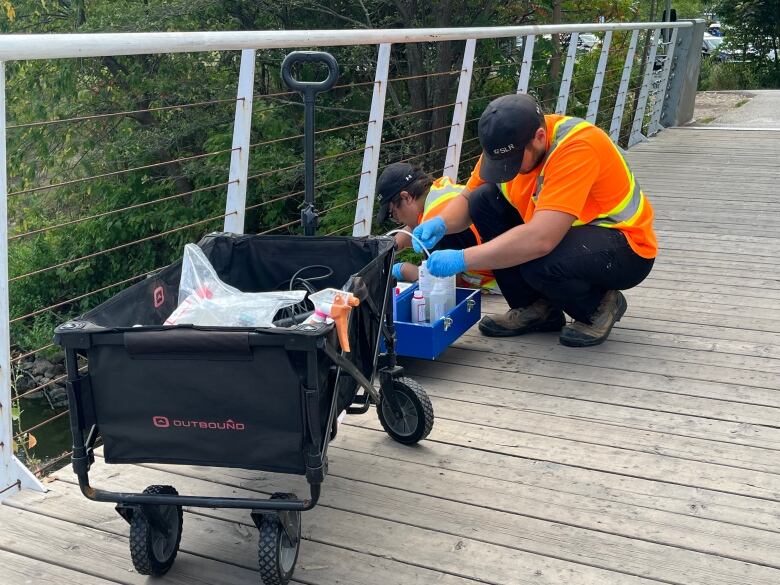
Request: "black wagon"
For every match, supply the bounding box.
[55,231,434,583]
[54,51,434,584]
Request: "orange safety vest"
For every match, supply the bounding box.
[497,115,656,259]
[420,177,498,292]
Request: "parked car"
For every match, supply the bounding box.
[577,33,601,52]
[702,33,727,61]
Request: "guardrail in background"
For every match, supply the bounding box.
[0,21,702,500]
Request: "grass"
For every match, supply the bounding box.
[735,98,750,108]
[697,116,716,124]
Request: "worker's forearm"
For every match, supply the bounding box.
[394,230,412,250]
[463,224,550,270]
[400,262,419,281]
[437,191,472,234]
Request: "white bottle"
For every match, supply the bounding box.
[445,274,457,312]
[418,260,433,320]
[410,290,427,324]
[429,278,448,322]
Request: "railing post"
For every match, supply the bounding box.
[586,30,613,123]
[443,39,476,182]
[517,35,535,93]
[648,27,678,136]
[661,19,706,127]
[352,43,391,237]
[555,32,579,114]
[223,49,256,234]
[609,29,640,142]
[0,62,46,501]
[628,28,661,147]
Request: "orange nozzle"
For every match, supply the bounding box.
[330,293,360,352]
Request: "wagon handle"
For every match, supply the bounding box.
[281,51,340,236]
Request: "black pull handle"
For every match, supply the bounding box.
[280,51,340,237]
[281,51,339,97]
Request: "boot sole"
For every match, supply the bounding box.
[559,293,628,348]
[479,315,566,338]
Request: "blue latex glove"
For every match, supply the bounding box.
[427,249,466,278]
[412,216,446,253]
[391,262,405,281]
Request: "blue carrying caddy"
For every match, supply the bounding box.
[390,283,481,360]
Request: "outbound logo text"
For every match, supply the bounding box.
[152,416,246,431]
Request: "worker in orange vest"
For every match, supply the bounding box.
[412,94,656,347]
[375,163,497,292]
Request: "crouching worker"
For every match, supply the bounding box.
[375,162,497,292]
[412,94,657,347]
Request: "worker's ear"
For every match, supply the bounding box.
[398,190,412,205]
[534,126,546,143]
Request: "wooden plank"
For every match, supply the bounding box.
[481,296,780,338]
[68,458,780,585]
[47,466,662,585]
[0,549,118,585]
[0,503,259,585]
[407,390,780,476]
[348,413,780,501]
[5,485,479,585]
[407,366,780,446]
[334,425,780,533]
[404,356,780,428]
[460,328,780,375]
[434,341,780,408]
[452,326,780,388]
[617,315,780,349]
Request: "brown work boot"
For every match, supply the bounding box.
[478,298,565,337]
[559,290,627,347]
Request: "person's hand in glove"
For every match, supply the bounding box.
[427,249,466,277]
[412,216,446,253]
[391,262,405,281]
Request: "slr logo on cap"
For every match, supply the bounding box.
[493,144,515,155]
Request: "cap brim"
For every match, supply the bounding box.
[479,150,524,183]
[376,201,390,224]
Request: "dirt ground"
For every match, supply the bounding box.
[688,90,754,125]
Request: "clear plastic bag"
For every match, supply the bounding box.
[164,244,306,328]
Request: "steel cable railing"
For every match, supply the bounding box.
[9,147,238,198]
[10,211,232,283]
[2,25,693,485]
[10,265,165,325]
[9,180,237,241]
[6,97,240,131]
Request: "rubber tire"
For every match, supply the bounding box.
[258,493,301,585]
[129,485,183,576]
[377,377,434,445]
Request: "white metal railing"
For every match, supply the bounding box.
[0,21,698,500]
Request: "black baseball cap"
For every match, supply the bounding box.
[375,162,426,224]
[477,93,544,183]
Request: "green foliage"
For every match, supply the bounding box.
[5,0,676,352]
[713,0,780,88]
[699,58,760,90]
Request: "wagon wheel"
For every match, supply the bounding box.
[129,485,183,576]
[258,493,301,585]
[377,377,434,444]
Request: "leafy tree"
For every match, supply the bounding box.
[715,0,780,86]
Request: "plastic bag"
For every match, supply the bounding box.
[165,244,306,328]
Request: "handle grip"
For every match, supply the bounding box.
[281,51,339,95]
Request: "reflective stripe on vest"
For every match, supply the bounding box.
[497,116,647,230]
[422,178,496,289]
[423,177,461,216]
[532,116,591,204]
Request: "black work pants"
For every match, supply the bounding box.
[467,183,654,322]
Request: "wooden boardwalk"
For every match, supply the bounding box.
[2,127,780,584]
